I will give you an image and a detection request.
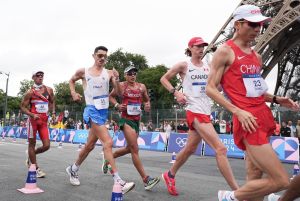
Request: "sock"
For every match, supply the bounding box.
[168,170,175,178]
[71,163,79,172]
[113,172,124,184]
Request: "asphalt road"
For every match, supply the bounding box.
[0,138,298,201]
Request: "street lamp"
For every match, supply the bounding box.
[0,71,10,127]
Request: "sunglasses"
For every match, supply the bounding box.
[126,72,137,76]
[95,53,107,59]
[35,73,44,77]
[238,20,263,28]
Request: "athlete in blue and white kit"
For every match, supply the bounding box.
[66,46,135,194]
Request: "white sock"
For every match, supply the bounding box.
[113,172,124,184]
[71,163,79,172]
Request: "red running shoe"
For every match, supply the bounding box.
[161,171,179,196]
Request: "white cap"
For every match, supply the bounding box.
[232,4,271,23]
[124,66,138,73]
[32,70,44,77]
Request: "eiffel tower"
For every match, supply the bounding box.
[205,0,300,102]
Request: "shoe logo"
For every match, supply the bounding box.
[237,55,246,60]
[176,137,187,147]
[189,69,195,72]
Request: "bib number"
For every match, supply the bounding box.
[35,102,48,113]
[192,82,206,98]
[93,95,109,110]
[127,102,141,115]
[242,74,268,97]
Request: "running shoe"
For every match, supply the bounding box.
[36,168,46,178]
[102,154,109,174]
[218,190,234,201]
[66,165,80,186]
[267,193,280,201]
[144,176,160,190]
[117,179,135,194]
[161,171,178,196]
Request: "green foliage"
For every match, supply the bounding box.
[18,79,34,97]
[137,65,179,109]
[106,48,148,81]
[54,81,84,112]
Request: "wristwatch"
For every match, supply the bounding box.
[169,88,176,94]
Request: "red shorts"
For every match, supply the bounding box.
[186,110,210,130]
[27,115,49,140]
[233,104,275,150]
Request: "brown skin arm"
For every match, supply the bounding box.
[109,82,126,112]
[47,86,55,114]
[141,83,150,112]
[20,90,39,120]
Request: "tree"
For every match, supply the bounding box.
[18,79,34,97]
[106,48,149,81]
[137,64,180,109]
[54,81,84,113]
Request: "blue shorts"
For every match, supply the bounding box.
[83,105,108,127]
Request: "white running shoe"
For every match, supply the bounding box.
[36,168,46,178]
[268,193,281,201]
[117,179,135,194]
[218,190,233,201]
[66,165,80,186]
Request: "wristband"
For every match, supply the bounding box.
[114,103,119,109]
[273,96,279,104]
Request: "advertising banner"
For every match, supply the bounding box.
[167,133,202,155]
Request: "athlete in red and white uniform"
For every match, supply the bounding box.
[206,5,299,201]
[160,37,239,196]
[20,70,55,178]
[107,66,160,190]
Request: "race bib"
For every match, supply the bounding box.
[35,102,48,113]
[242,74,268,97]
[93,95,109,110]
[127,102,141,115]
[192,82,206,97]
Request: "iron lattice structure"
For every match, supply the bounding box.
[204,0,300,101]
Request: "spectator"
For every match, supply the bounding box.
[147,121,154,131]
[280,121,291,137]
[287,120,296,137]
[296,120,300,141]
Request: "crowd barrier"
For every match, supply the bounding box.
[1,126,299,163]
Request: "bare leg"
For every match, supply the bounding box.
[28,138,37,165]
[234,141,289,200]
[192,119,239,190]
[35,138,50,155]
[170,130,202,175]
[75,130,98,166]
[121,124,147,180]
[113,147,131,158]
[244,152,264,201]
[280,174,300,201]
[89,122,117,172]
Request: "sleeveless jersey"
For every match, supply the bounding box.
[84,68,110,110]
[182,60,211,115]
[30,86,50,115]
[220,40,267,109]
[121,82,143,121]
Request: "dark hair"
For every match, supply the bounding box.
[185,48,192,57]
[94,46,108,54]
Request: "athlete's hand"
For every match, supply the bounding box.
[32,114,40,120]
[144,102,151,112]
[174,91,187,105]
[71,91,82,102]
[118,103,127,112]
[112,68,119,81]
[276,97,300,110]
[235,109,258,133]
